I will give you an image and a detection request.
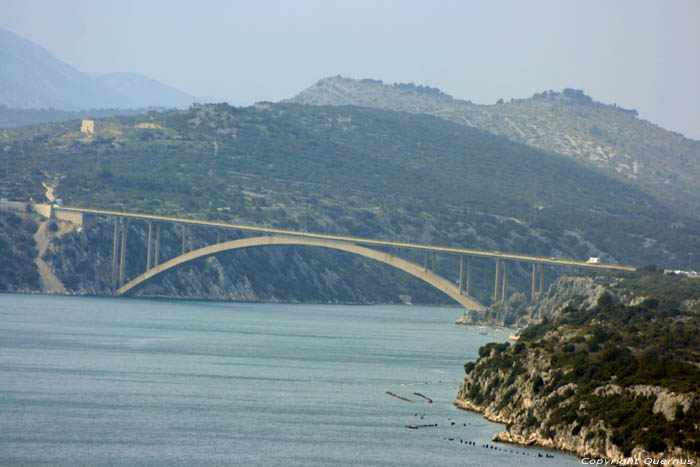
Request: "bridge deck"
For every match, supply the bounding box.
[55,206,636,272]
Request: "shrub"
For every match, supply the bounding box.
[464,361,476,375]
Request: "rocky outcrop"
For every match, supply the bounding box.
[627,385,693,421]
[454,338,700,463]
[457,275,619,327]
[33,219,72,293]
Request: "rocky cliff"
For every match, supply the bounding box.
[454,273,700,463]
[458,275,614,327]
[455,349,698,462]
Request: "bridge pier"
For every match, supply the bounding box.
[539,263,544,295]
[155,223,160,267]
[501,260,508,303]
[424,251,428,272]
[458,254,464,295]
[493,259,500,302]
[111,217,119,293]
[466,256,472,297]
[531,263,537,302]
[119,218,128,287]
[146,220,152,271]
[181,225,186,255]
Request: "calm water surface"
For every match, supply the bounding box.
[0,294,580,466]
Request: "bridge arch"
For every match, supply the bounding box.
[116,235,486,311]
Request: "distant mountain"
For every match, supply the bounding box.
[289,76,700,203]
[93,72,195,109]
[0,28,195,110]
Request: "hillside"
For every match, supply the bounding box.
[455,268,700,462]
[0,106,165,129]
[289,76,700,203]
[2,103,700,304]
[0,28,195,110]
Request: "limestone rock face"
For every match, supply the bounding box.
[458,275,614,327]
[454,344,700,463]
[627,385,693,421]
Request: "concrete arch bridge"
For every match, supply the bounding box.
[35,205,636,310]
[116,235,486,310]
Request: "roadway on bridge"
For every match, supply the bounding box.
[55,206,637,272]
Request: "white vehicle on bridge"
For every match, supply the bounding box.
[586,257,601,264]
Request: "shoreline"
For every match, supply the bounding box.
[454,388,699,465]
[0,290,466,309]
[453,397,581,457]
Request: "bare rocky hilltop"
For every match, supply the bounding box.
[289,76,700,203]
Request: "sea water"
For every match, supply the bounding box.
[0,294,580,466]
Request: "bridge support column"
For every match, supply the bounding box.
[493,259,500,303]
[531,263,537,302]
[424,252,428,272]
[458,254,464,295]
[154,223,161,267]
[119,218,128,287]
[466,256,472,297]
[111,217,119,293]
[216,230,220,244]
[539,263,544,295]
[146,220,152,272]
[182,225,186,255]
[501,260,508,303]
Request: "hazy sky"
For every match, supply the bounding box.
[2,0,699,139]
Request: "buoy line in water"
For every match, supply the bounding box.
[384,390,413,403]
[405,424,438,429]
[403,410,558,460]
[411,391,433,403]
[390,388,556,461]
[400,380,456,387]
[438,438,555,459]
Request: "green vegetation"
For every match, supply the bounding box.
[0,212,39,291]
[2,102,700,303]
[291,76,700,205]
[462,269,700,458]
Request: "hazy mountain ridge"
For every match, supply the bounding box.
[289,76,700,202]
[0,28,195,111]
[93,72,196,109]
